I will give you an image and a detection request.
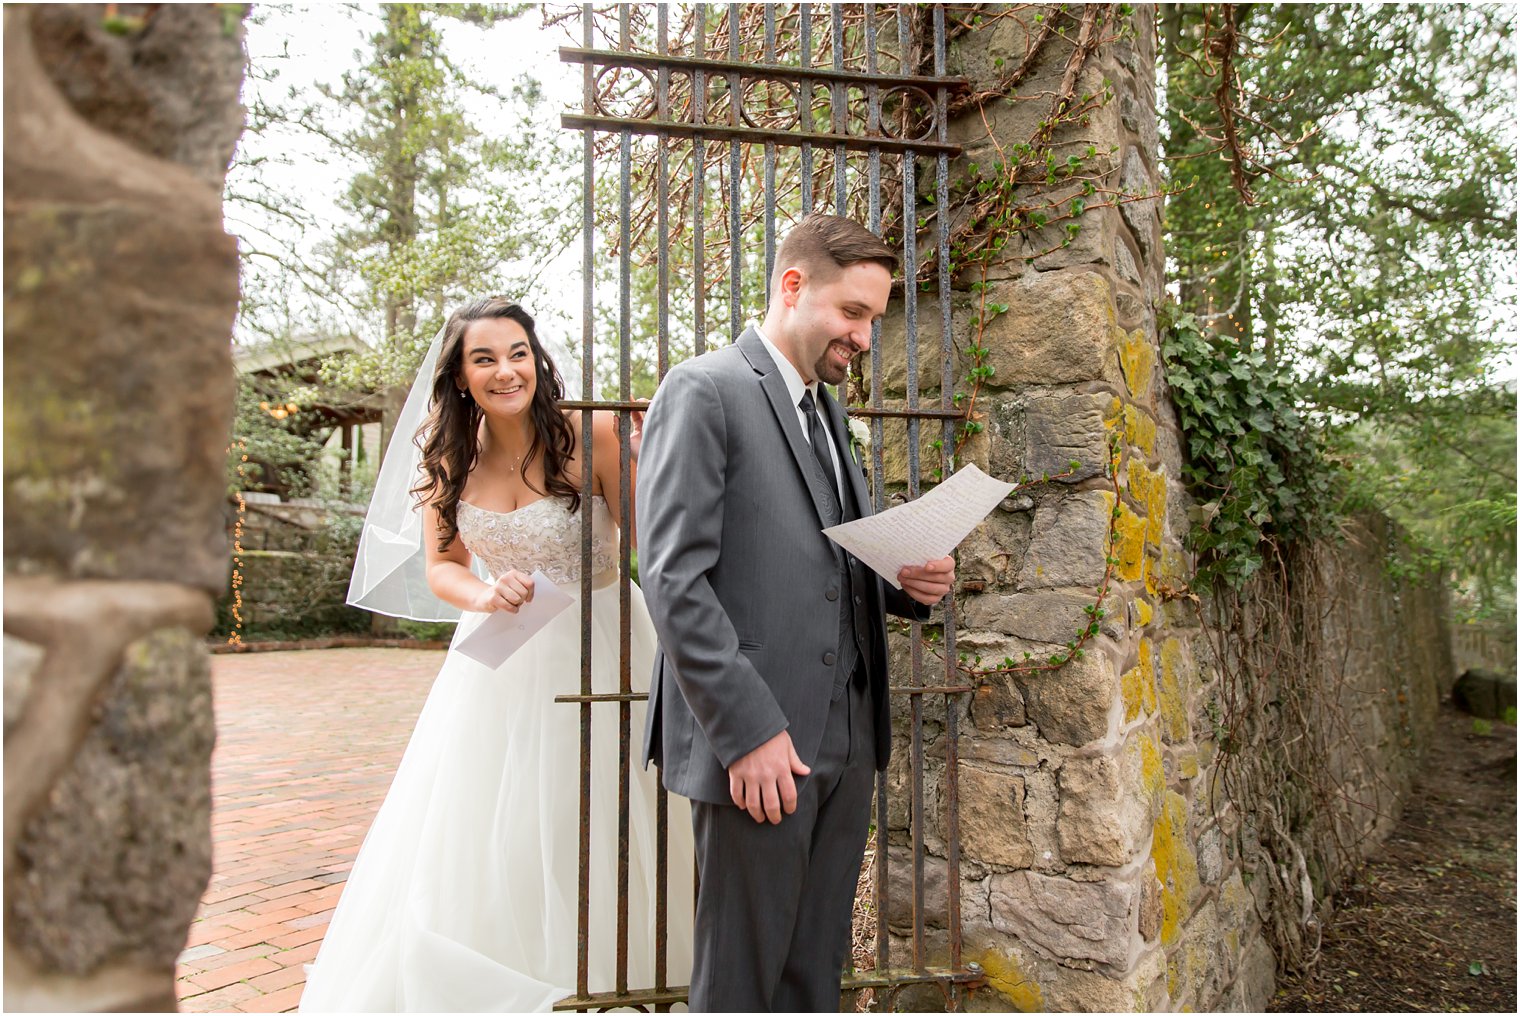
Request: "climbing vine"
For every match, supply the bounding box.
[1160,307,1340,587]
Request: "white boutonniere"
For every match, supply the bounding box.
[847,417,872,468]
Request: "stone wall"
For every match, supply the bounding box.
[222,500,371,639]
[4,4,245,1010]
[871,5,1452,1012]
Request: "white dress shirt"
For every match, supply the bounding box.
[755,323,844,496]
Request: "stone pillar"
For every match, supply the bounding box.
[873,5,1272,1011]
[4,4,245,1010]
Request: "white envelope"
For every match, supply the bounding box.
[453,569,575,668]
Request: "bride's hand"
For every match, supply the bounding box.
[472,570,536,613]
[629,399,648,461]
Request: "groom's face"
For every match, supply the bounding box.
[787,261,892,386]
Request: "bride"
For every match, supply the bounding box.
[299,297,693,1012]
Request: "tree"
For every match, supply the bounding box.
[229,3,579,466]
[1160,3,1516,612]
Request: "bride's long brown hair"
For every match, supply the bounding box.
[413,298,580,551]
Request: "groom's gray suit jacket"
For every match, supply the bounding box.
[638,326,929,806]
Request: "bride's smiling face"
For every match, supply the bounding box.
[457,317,537,416]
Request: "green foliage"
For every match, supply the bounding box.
[396,619,459,641]
[1162,3,1515,610]
[213,504,373,642]
[1162,308,1340,587]
[228,375,326,497]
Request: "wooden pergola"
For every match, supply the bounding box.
[235,335,387,499]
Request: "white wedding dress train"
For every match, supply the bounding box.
[299,495,693,1012]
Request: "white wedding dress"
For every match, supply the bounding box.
[300,494,693,1012]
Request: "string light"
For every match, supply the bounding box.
[228,439,247,645]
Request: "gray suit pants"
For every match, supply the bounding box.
[688,673,875,1012]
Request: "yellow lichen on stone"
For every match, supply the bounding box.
[978,949,1045,1012]
[1152,790,1201,947]
[1140,727,1165,799]
[1157,638,1192,742]
[1106,395,1125,426]
[1175,749,1200,780]
[1119,327,1156,400]
[1135,597,1154,627]
[1116,502,1146,582]
[1122,402,1157,456]
[1121,667,1141,723]
[1120,653,1152,724]
[1159,544,1189,585]
[1127,459,1168,546]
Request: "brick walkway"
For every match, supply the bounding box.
[175,648,443,1013]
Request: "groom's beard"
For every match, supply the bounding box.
[813,341,857,386]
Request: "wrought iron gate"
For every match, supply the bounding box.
[555,4,975,1009]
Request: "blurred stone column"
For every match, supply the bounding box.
[4,5,245,1010]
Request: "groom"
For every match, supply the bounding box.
[638,213,955,1011]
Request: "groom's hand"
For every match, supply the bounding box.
[899,555,955,606]
[729,730,811,824]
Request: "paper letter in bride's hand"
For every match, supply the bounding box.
[454,570,575,668]
[822,464,1017,589]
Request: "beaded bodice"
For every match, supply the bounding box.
[457,494,619,586]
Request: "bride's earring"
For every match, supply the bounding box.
[459,389,469,399]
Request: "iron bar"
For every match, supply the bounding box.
[559,399,658,411]
[762,5,777,303]
[654,11,671,999]
[552,987,690,1012]
[555,691,651,704]
[655,5,671,380]
[863,4,889,994]
[561,113,961,156]
[899,0,926,977]
[693,5,707,356]
[799,3,813,212]
[559,45,967,90]
[842,964,986,991]
[830,4,846,213]
[887,685,974,696]
[575,6,595,1000]
[932,7,965,1007]
[615,9,633,997]
[844,405,965,420]
[727,3,741,339]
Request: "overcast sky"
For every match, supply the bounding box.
[230,3,587,355]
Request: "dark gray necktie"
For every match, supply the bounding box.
[799,389,840,510]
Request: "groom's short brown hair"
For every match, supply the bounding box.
[772,213,897,292]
